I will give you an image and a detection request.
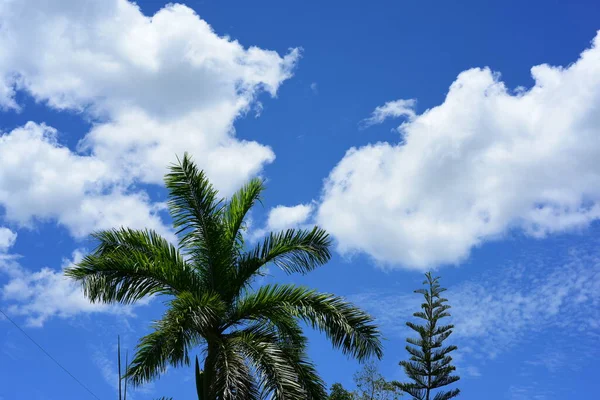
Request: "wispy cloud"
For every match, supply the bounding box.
[349,242,600,374]
[347,291,418,339]
[359,99,416,129]
[524,350,567,373]
[93,347,156,399]
[0,247,149,327]
[93,349,119,392]
[449,248,600,359]
[508,383,554,400]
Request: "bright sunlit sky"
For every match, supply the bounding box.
[1,0,600,399]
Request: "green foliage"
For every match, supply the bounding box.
[327,363,401,400]
[394,273,460,400]
[354,362,402,400]
[67,153,383,400]
[329,383,354,400]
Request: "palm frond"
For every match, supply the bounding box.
[278,338,327,399]
[164,153,224,267]
[164,153,244,299]
[235,227,332,292]
[127,291,223,385]
[65,228,201,304]
[229,325,305,399]
[223,177,264,252]
[65,154,381,398]
[212,337,261,400]
[233,284,383,362]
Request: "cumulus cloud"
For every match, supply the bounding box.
[251,203,314,240]
[0,249,144,327]
[0,122,172,238]
[265,204,314,231]
[0,0,297,237]
[318,32,600,269]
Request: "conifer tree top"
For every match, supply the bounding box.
[394,272,460,400]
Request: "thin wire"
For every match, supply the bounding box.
[0,308,102,400]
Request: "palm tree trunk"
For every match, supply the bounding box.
[203,342,217,400]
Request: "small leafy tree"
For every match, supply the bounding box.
[328,363,401,400]
[394,273,460,400]
[328,383,354,400]
[354,362,402,400]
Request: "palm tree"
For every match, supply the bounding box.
[66,154,382,399]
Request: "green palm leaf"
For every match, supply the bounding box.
[234,227,332,293]
[126,291,223,385]
[229,325,304,399]
[65,228,201,304]
[66,154,382,399]
[223,177,264,252]
[233,284,382,361]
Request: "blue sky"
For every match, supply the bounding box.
[1,0,599,399]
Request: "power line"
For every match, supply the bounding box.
[0,308,102,400]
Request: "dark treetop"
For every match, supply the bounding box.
[394,272,460,400]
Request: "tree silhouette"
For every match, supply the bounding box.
[394,272,460,400]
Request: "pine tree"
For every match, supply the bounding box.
[394,272,460,400]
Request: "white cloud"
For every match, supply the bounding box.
[0,228,16,252]
[0,122,172,239]
[1,249,143,327]
[360,99,416,128]
[251,203,314,240]
[0,0,297,237]
[265,204,314,231]
[318,32,600,269]
[310,82,318,94]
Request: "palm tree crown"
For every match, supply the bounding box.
[66,154,382,399]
